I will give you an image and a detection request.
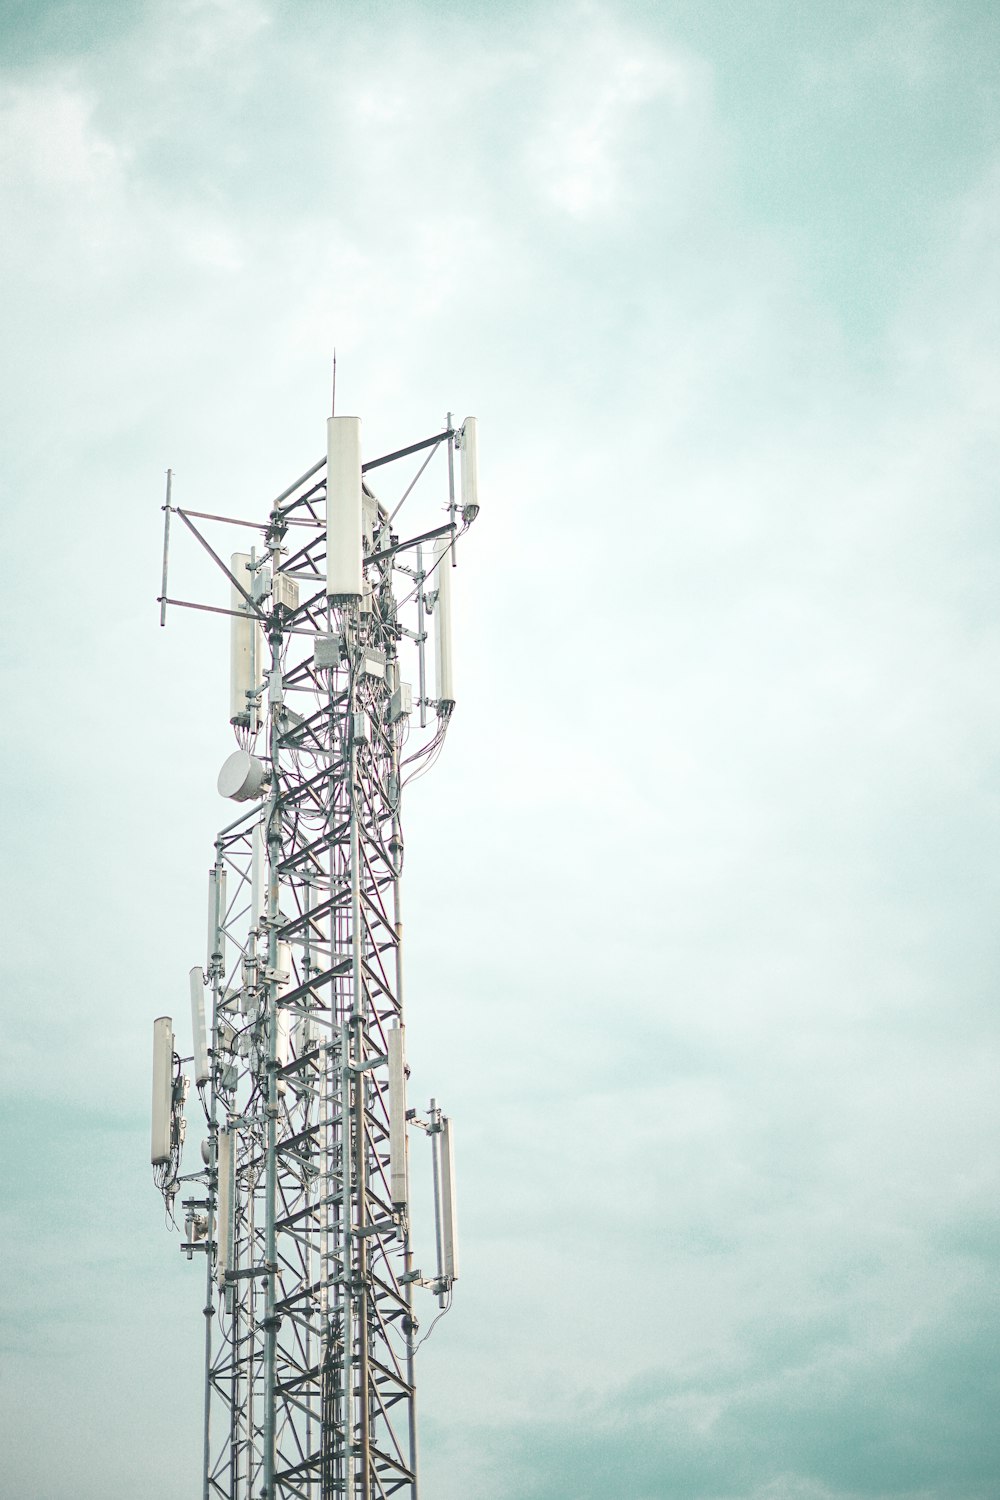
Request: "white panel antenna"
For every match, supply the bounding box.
[216,1127,235,1288]
[440,1116,459,1283]
[229,552,266,729]
[326,416,363,600]
[460,416,479,522]
[433,535,455,713]
[151,1016,174,1166]
[250,816,265,928]
[189,966,210,1087]
[387,1027,407,1207]
[207,867,227,972]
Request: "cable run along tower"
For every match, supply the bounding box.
[151,403,480,1499]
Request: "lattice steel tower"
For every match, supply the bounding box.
[151,404,479,1499]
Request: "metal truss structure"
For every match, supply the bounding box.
[152,408,477,1499]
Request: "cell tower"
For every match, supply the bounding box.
[152,402,479,1499]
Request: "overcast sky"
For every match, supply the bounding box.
[1,2,999,1497]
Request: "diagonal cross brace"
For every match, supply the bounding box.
[175,507,267,620]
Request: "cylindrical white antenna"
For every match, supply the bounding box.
[207,867,227,971]
[440,1116,459,1283]
[433,535,455,713]
[387,1027,407,1207]
[460,416,479,521]
[151,1016,174,1166]
[326,416,363,600]
[251,816,265,929]
[189,966,210,1087]
[216,1127,235,1288]
[230,552,266,728]
[276,940,292,1000]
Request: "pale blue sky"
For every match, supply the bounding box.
[1,3,998,1497]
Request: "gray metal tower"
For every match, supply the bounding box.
[152,406,479,1499]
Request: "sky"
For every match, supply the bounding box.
[1,1,998,1497]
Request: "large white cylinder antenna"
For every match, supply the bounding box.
[433,535,455,713]
[151,1016,174,1166]
[326,416,363,601]
[229,552,265,728]
[387,1027,407,1207]
[189,967,210,1087]
[460,416,479,522]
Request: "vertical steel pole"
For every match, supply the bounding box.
[263,631,280,1498]
[201,1153,214,1500]
[249,546,259,735]
[392,810,419,1497]
[202,842,224,1500]
[344,606,361,1497]
[430,1100,446,1308]
[356,1009,370,1500]
[321,599,337,1498]
[340,1007,354,1495]
[160,469,172,627]
[303,872,314,1491]
[446,417,457,566]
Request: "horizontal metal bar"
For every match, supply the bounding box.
[216,801,266,839]
[175,508,268,529]
[354,1218,398,1239]
[276,1047,323,1081]
[157,596,253,620]
[275,1123,322,1153]
[363,429,453,473]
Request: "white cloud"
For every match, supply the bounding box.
[0,73,124,190]
[525,16,698,217]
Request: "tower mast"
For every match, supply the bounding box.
[152,402,480,1497]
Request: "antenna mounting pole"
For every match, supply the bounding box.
[159,468,173,627]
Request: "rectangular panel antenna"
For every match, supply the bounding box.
[229,552,265,729]
[387,1027,407,1207]
[216,1128,235,1288]
[433,535,455,710]
[250,818,265,929]
[440,1116,459,1283]
[460,416,479,518]
[207,867,227,971]
[326,416,363,600]
[151,1016,173,1165]
[189,966,210,1087]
